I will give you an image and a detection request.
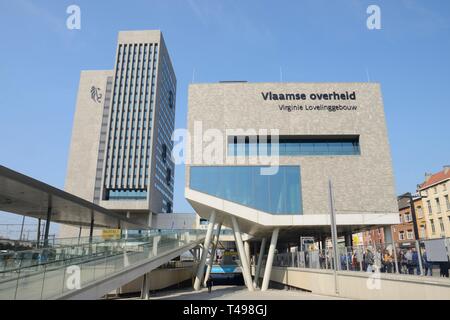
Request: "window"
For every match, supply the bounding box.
[404,212,412,222]
[162,143,167,163]
[399,231,405,240]
[166,168,171,186]
[434,187,438,194]
[444,183,447,191]
[416,206,423,218]
[439,217,445,233]
[190,166,302,215]
[436,198,441,213]
[406,230,414,240]
[106,189,147,200]
[445,195,450,211]
[168,90,174,109]
[430,219,436,234]
[399,214,403,223]
[166,201,172,213]
[228,135,361,157]
[427,200,432,214]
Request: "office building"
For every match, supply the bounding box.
[185,82,399,290]
[60,30,176,237]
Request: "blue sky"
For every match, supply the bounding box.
[0,0,449,229]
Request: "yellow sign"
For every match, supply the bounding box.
[102,229,121,240]
[352,234,361,246]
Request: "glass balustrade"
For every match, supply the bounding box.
[0,229,205,300]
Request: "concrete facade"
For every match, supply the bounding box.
[185,82,399,239]
[60,70,113,238]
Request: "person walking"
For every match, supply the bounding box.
[399,250,407,274]
[365,248,374,272]
[206,276,213,293]
[352,251,358,271]
[422,249,432,276]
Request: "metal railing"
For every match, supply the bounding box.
[270,238,450,279]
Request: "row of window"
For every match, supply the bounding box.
[429,216,449,235]
[154,182,172,205]
[398,230,414,240]
[423,183,448,196]
[227,136,361,157]
[163,200,172,213]
[106,189,147,200]
[426,195,450,214]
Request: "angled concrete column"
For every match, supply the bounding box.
[194,211,216,291]
[140,272,151,300]
[253,237,267,288]
[244,241,251,269]
[261,228,279,291]
[231,216,254,291]
[204,223,222,287]
[44,195,52,247]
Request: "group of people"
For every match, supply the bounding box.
[336,247,449,277]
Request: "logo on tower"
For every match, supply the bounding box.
[90,86,103,103]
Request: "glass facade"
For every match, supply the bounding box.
[104,42,158,193]
[100,34,176,212]
[107,190,147,200]
[154,52,176,213]
[228,136,360,156]
[190,166,302,215]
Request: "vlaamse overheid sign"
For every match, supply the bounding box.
[261,91,359,113]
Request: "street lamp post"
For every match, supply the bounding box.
[399,192,423,275]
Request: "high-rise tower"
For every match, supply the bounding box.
[61,30,176,237]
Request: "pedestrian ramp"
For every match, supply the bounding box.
[0,229,205,300]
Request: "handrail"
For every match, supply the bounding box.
[0,229,204,274]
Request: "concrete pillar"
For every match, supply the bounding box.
[344,233,353,248]
[140,272,151,300]
[261,228,279,291]
[194,211,216,291]
[254,237,267,288]
[89,211,94,244]
[321,237,326,252]
[231,216,254,291]
[36,218,41,248]
[44,199,52,247]
[244,241,251,268]
[384,225,399,274]
[152,236,160,257]
[204,223,222,287]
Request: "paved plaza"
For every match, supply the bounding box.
[136,285,346,300]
